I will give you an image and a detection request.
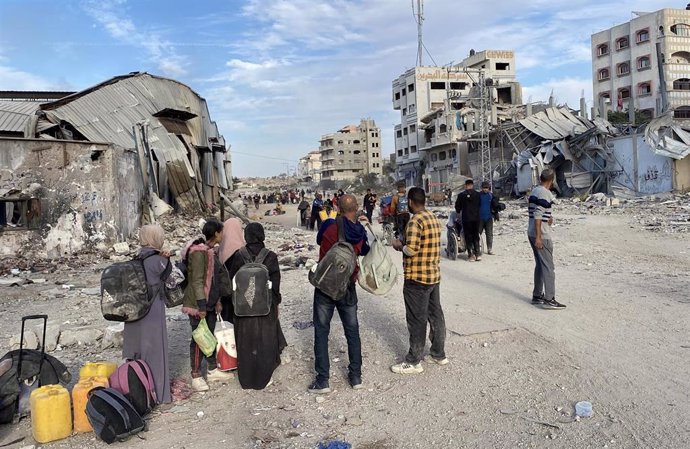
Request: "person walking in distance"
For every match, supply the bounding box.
[391,188,447,374]
[308,195,370,393]
[528,169,565,309]
[455,179,481,261]
[363,188,376,223]
[390,182,410,240]
[478,181,500,255]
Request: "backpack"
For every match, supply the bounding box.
[358,224,398,295]
[308,217,358,301]
[108,360,157,417]
[232,247,273,317]
[86,387,146,444]
[100,254,170,322]
[396,193,409,213]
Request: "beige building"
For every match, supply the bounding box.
[319,119,382,182]
[298,150,322,183]
[592,7,690,120]
[392,50,522,187]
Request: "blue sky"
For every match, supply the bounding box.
[0,0,673,176]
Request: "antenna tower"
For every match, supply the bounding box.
[413,0,424,66]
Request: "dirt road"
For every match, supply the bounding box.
[1,199,689,448]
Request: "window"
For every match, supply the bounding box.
[636,29,649,43]
[402,88,406,96]
[671,24,690,37]
[598,68,610,81]
[431,153,438,162]
[411,145,417,153]
[674,106,690,119]
[337,140,344,144]
[439,151,447,161]
[671,51,690,63]
[496,62,510,71]
[404,147,409,155]
[338,150,345,155]
[619,87,631,99]
[439,124,448,133]
[353,150,361,155]
[673,78,690,90]
[353,139,360,144]
[410,124,416,133]
[637,55,651,70]
[430,82,446,90]
[617,62,630,76]
[403,128,408,136]
[0,198,41,230]
[640,109,654,120]
[409,104,416,113]
[395,92,401,100]
[637,82,652,96]
[402,108,407,116]
[449,82,467,90]
[398,149,403,156]
[451,149,457,159]
[408,84,415,92]
[600,91,611,101]
[396,130,402,138]
[597,44,609,56]
[616,37,630,50]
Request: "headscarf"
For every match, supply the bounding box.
[244,222,265,245]
[139,224,165,250]
[218,218,245,264]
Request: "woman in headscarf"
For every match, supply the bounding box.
[122,224,173,404]
[225,222,287,390]
[218,218,245,322]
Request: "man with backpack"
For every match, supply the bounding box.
[308,194,370,394]
[391,187,446,374]
[390,181,410,240]
[455,179,481,261]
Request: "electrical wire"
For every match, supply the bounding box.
[230,150,299,162]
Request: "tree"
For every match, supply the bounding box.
[607,109,653,125]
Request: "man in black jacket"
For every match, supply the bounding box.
[455,179,481,261]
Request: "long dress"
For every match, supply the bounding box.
[225,243,287,390]
[122,247,172,403]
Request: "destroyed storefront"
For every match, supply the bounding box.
[0,72,232,257]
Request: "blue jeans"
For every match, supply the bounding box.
[313,283,362,381]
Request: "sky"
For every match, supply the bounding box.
[0,0,675,176]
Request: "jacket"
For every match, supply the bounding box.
[182,248,230,311]
[455,189,480,223]
[317,217,370,281]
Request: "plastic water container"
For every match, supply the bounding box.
[72,377,109,433]
[575,401,593,417]
[79,361,117,380]
[30,385,72,443]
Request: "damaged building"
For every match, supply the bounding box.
[0,72,232,257]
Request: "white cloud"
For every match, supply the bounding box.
[523,77,593,110]
[0,65,59,91]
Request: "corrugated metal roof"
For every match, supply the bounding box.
[0,101,40,135]
[519,107,591,140]
[645,112,690,160]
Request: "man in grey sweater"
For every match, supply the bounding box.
[528,169,566,309]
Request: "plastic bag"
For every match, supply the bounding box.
[214,314,237,371]
[163,264,185,308]
[192,318,217,357]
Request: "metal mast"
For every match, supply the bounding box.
[478,70,492,186]
[414,0,424,66]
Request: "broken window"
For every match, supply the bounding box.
[616,62,630,76]
[636,29,649,43]
[430,82,446,90]
[674,106,690,119]
[637,55,651,70]
[673,78,690,90]
[671,51,690,63]
[439,151,447,161]
[598,68,610,81]
[439,124,448,134]
[640,109,654,120]
[449,82,467,90]
[403,108,407,116]
[497,87,512,104]
[616,37,630,50]
[597,44,609,56]
[671,24,690,37]
[431,153,438,162]
[637,82,652,96]
[495,62,510,71]
[153,108,197,121]
[411,145,417,153]
[0,198,41,230]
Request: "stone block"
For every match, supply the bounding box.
[9,329,38,351]
[34,322,61,352]
[59,328,103,347]
[112,242,130,255]
[102,323,124,349]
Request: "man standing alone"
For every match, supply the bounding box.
[363,188,376,223]
[391,188,446,374]
[309,195,370,393]
[455,179,481,261]
[528,169,565,309]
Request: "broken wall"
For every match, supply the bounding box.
[0,138,143,258]
[609,135,673,194]
[674,156,690,192]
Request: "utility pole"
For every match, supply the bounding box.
[414,0,424,66]
[478,70,492,187]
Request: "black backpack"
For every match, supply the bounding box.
[308,217,357,301]
[232,247,273,317]
[86,387,146,444]
[100,253,170,322]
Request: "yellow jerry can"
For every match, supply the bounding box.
[72,377,109,433]
[79,361,117,380]
[30,385,72,443]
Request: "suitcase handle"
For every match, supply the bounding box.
[18,314,48,381]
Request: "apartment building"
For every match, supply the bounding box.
[392,50,522,187]
[592,7,690,120]
[298,150,322,183]
[319,119,383,182]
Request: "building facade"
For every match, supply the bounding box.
[319,119,382,182]
[592,7,690,120]
[392,50,522,187]
[298,150,322,183]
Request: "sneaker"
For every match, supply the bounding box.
[468,255,476,262]
[191,377,209,392]
[430,357,449,366]
[541,298,566,310]
[307,378,331,394]
[390,362,424,374]
[475,255,482,261]
[207,368,234,383]
[531,294,546,305]
[487,250,494,255]
[349,375,364,390]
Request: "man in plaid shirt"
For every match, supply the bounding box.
[391,187,447,374]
